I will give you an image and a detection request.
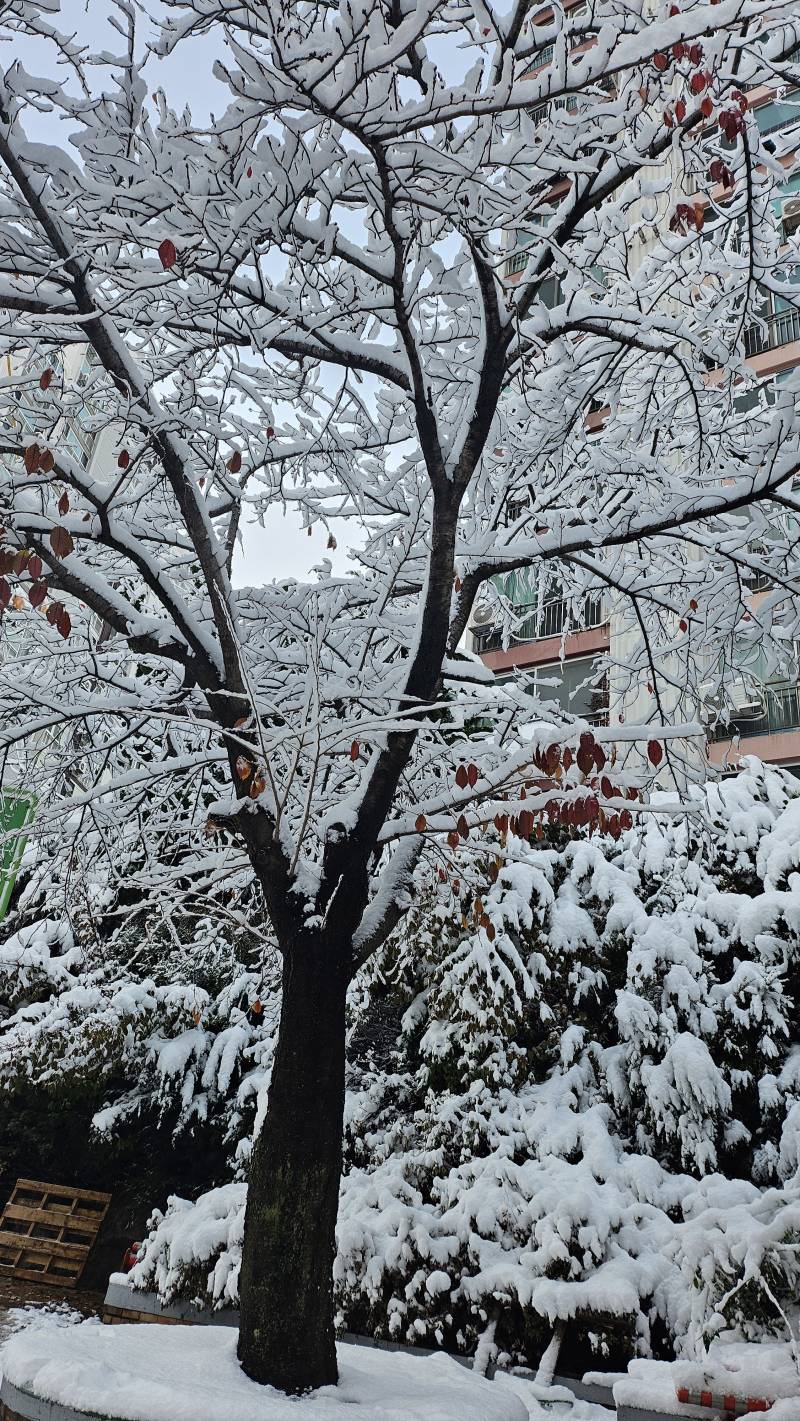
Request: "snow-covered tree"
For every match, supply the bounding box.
[0,0,799,1392]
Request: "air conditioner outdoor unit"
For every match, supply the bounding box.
[471,604,495,627]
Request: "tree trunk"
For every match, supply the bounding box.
[237,938,349,1393]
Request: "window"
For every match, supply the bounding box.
[528,656,609,724]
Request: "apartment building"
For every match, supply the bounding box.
[470,20,800,776]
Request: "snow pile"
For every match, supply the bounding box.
[0,1320,527,1421]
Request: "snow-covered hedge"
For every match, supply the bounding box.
[126,760,800,1369]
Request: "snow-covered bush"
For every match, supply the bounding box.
[123,759,800,1369]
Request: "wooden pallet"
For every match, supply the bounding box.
[0,1178,110,1288]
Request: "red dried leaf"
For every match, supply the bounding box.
[118,449,131,470]
[647,739,663,767]
[39,449,54,473]
[227,450,242,474]
[415,814,427,833]
[653,52,668,72]
[350,740,360,761]
[46,600,62,626]
[56,607,71,639]
[0,578,9,608]
[49,526,73,559]
[27,554,42,580]
[620,808,633,831]
[39,367,54,391]
[23,443,41,474]
[457,813,469,838]
[266,426,275,438]
[158,238,178,270]
[455,764,468,789]
[28,581,47,609]
[467,763,478,788]
[235,755,252,780]
[58,491,69,516]
[447,830,460,849]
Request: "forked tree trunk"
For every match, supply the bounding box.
[237,938,349,1392]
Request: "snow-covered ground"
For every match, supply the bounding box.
[0,1316,614,1421]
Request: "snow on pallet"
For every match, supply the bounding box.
[0,1179,110,1288]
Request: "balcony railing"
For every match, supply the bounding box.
[744,307,800,357]
[472,595,605,654]
[710,682,800,741]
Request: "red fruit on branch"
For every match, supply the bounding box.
[158,238,178,269]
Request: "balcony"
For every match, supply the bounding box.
[744,307,800,358]
[710,682,800,741]
[472,594,605,654]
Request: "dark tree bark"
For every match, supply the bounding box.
[237,937,350,1392]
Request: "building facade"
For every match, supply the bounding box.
[471,17,800,776]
